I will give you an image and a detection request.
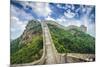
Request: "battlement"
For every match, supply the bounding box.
[80,25,87,32]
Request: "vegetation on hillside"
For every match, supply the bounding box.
[47,23,95,54]
[11,20,43,64]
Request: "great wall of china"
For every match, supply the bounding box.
[11,21,95,67]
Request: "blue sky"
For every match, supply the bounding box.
[11,1,95,39]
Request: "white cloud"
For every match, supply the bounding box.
[33,3,51,17]
[57,4,67,9]
[20,2,52,17]
[10,15,28,39]
[75,7,80,13]
[64,9,75,18]
[11,16,28,39]
[45,16,55,21]
[56,16,66,23]
[57,4,75,10]
[56,16,81,27]
[81,6,86,13]
[57,4,63,8]
[11,4,34,21]
[65,4,72,9]
[71,5,75,10]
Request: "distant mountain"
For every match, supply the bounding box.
[46,20,87,32]
[47,21,95,54]
[11,20,43,64]
[66,25,87,32]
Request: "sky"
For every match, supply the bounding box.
[10,0,95,40]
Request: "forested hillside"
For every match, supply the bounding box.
[47,23,95,54]
[11,20,43,64]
